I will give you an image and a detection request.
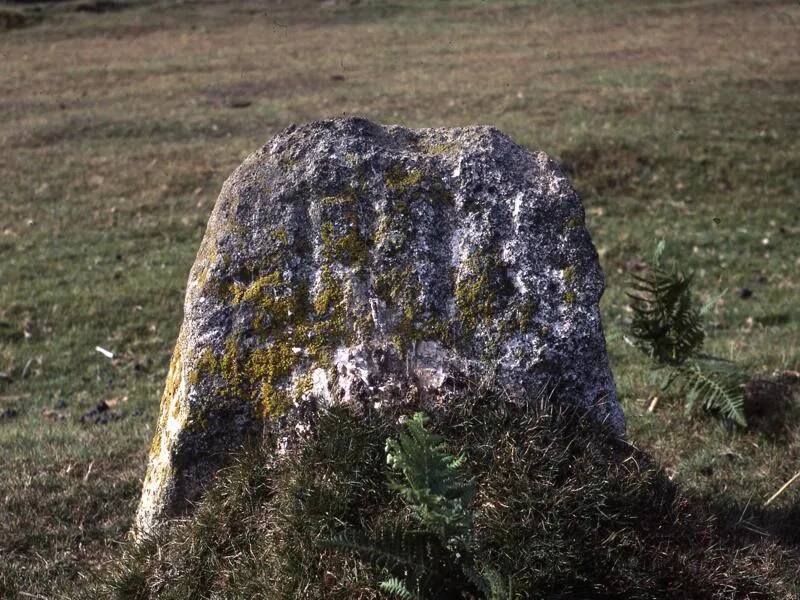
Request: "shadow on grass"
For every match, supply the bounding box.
[744,374,800,441]
[701,492,800,548]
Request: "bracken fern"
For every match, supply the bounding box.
[628,240,746,425]
[323,412,511,600]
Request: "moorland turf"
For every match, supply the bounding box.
[0,0,798,596]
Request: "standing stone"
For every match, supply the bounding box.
[134,117,622,536]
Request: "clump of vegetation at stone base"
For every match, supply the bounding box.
[97,397,794,599]
[628,240,748,426]
[323,412,513,599]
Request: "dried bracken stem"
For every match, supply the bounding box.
[765,470,800,506]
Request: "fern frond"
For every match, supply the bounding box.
[678,359,747,426]
[324,412,510,599]
[461,564,491,597]
[481,565,515,600]
[322,529,434,573]
[386,412,475,542]
[652,239,666,265]
[628,241,751,428]
[628,265,704,366]
[699,289,727,315]
[379,576,416,599]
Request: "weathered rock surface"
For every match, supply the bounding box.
[135,117,622,535]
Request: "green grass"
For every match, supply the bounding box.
[1,0,799,596]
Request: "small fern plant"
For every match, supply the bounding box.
[323,412,514,599]
[628,241,747,426]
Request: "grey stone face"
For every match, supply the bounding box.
[134,117,623,535]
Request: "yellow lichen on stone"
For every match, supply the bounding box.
[148,428,163,460]
[373,215,391,244]
[189,347,218,386]
[261,384,290,419]
[517,298,538,333]
[245,341,299,418]
[161,346,183,408]
[352,310,375,344]
[195,266,211,289]
[455,252,503,335]
[310,272,346,361]
[188,253,352,420]
[320,218,369,267]
[243,274,281,304]
[420,142,457,156]
[373,200,412,254]
[206,334,303,418]
[373,266,413,307]
[156,346,182,431]
[192,253,352,419]
[246,341,296,385]
[193,243,218,289]
[373,266,450,351]
[148,345,183,460]
[313,264,344,316]
[321,192,356,206]
[220,336,244,393]
[385,164,422,192]
[170,394,182,419]
[229,271,300,334]
[292,373,314,401]
[562,267,577,306]
[563,215,585,230]
[274,228,289,245]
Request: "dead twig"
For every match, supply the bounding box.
[95,346,115,359]
[765,470,800,506]
[83,461,94,483]
[21,357,33,379]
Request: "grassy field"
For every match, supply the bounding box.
[1,0,798,596]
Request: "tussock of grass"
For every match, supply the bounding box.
[560,138,651,197]
[0,8,33,31]
[97,397,796,599]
